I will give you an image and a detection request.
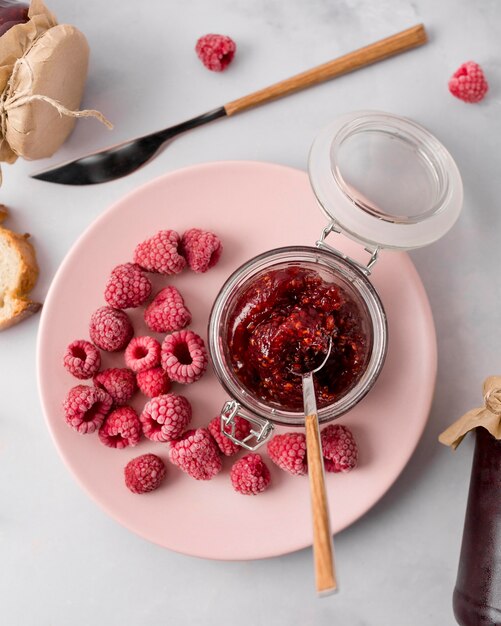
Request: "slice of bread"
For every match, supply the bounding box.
[0,205,41,330]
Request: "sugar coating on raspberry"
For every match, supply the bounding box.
[104,263,152,309]
[449,61,488,103]
[137,367,171,398]
[169,428,222,480]
[230,454,271,495]
[140,393,192,442]
[125,336,161,373]
[63,384,112,434]
[181,228,223,273]
[89,306,133,352]
[207,415,251,456]
[94,368,137,406]
[195,34,236,72]
[267,432,307,476]
[144,286,192,333]
[99,406,142,449]
[134,230,186,275]
[161,329,208,384]
[321,424,358,473]
[124,454,166,494]
[63,339,101,379]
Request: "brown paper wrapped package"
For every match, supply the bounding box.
[439,376,501,449]
[0,0,111,164]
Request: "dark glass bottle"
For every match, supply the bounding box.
[0,1,29,38]
[453,427,501,625]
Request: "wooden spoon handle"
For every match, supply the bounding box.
[224,24,427,116]
[305,412,337,595]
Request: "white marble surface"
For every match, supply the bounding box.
[1,0,500,624]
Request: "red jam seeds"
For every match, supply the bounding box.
[227,266,370,411]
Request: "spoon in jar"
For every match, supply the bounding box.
[291,338,337,596]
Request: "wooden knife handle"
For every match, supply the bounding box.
[224,24,427,116]
[305,412,337,595]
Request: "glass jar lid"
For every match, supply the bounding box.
[308,111,463,250]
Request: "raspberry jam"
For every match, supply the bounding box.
[209,246,386,440]
[0,1,29,38]
[227,266,371,411]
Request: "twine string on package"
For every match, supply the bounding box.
[0,54,112,141]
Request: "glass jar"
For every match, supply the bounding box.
[208,111,463,450]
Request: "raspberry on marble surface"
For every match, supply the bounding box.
[195,34,236,72]
[448,61,488,103]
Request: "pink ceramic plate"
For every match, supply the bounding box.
[37,162,437,560]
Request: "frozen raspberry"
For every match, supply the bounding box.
[98,406,141,449]
[195,34,236,72]
[137,367,170,397]
[321,424,358,473]
[134,230,185,275]
[161,329,208,384]
[124,454,166,494]
[230,454,271,495]
[144,286,192,333]
[449,61,488,103]
[89,306,133,352]
[104,263,151,309]
[267,432,307,476]
[63,384,112,434]
[94,368,137,406]
[207,415,251,456]
[140,393,192,442]
[181,228,223,273]
[169,428,222,480]
[63,339,101,379]
[125,336,161,373]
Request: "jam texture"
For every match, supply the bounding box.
[227,266,371,411]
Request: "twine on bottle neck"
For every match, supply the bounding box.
[439,376,501,449]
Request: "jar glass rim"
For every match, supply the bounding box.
[208,245,388,426]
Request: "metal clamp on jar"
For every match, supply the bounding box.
[208,111,463,449]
